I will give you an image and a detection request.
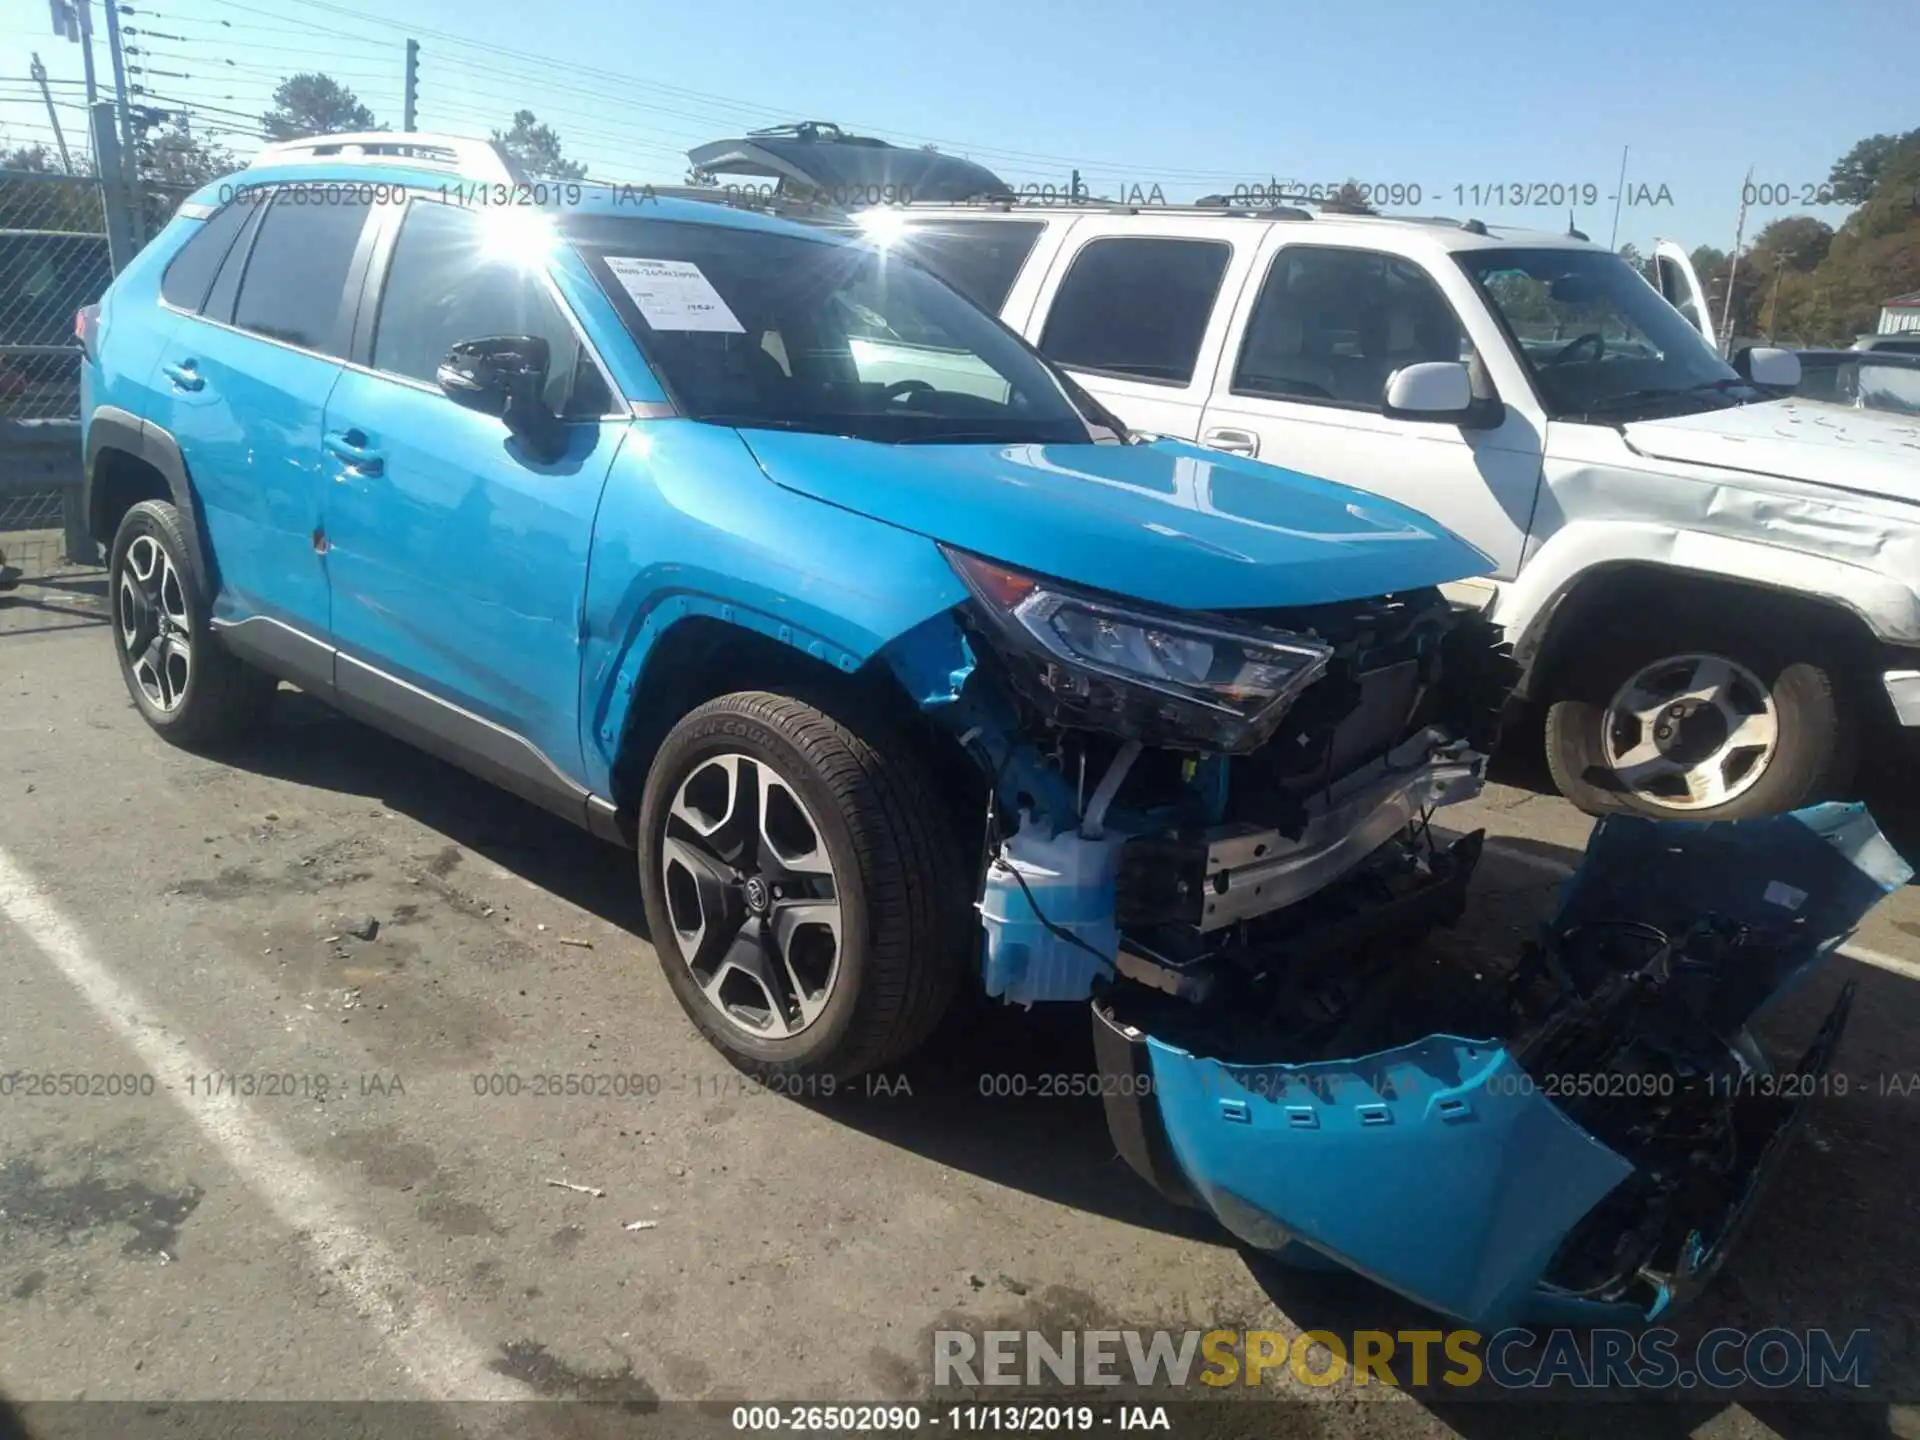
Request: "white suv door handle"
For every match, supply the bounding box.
[1202,426,1259,457]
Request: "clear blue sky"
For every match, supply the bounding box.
[2,0,1912,254]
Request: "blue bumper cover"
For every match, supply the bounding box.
[1095,803,1909,1328]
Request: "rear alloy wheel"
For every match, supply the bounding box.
[109,499,276,748]
[1545,625,1853,821]
[119,532,194,714]
[637,689,967,1078]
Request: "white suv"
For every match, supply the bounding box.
[857,201,1920,819]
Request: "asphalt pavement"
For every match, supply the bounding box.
[2,557,1916,1440]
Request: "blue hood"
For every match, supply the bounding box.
[736,431,1491,611]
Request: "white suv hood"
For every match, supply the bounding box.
[1623,399,1920,502]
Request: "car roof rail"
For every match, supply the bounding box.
[888,195,1314,220]
[248,132,527,184]
[640,183,853,223]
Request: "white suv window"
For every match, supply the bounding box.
[1233,247,1468,410]
[1039,236,1230,385]
[897,221,1044,312]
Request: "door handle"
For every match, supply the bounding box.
[324,429,385,476]
[161,360,204,392]
[1201,426,1259,457]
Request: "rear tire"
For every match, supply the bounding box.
[1544,618,1853,820]
[109,500,275,748]
[636,687,969,1079]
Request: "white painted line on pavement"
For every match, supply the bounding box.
[1836,944,1920,984]
[0,845,527,1404]
[1480,838,1920,984]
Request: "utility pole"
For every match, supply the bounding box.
[100,0,142,244]
[89,101,134,271]
[1762,253,1787,341]
[48,0,98,114]
[30,52,75,172]
[1719,166,1753,356]
[403,39,419,129]
[1607,144,1628,249]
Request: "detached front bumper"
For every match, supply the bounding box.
[1094,802,1908,1329]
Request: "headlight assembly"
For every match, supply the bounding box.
[944,547,1334,752]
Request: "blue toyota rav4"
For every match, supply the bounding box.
[78,135,1896,1330]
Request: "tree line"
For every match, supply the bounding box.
[1629,130,1920,346]
[1,69,586,219]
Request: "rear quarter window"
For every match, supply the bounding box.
[895,220,1044,313]
[160,201,252,312]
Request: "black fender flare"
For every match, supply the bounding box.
[86,405,217,596]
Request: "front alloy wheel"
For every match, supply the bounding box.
[637,688,968,1079]
[1598,652,1779,811]
[1544,619,1853,821]
[660,753,843,1039]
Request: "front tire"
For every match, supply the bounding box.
[1544,620,1853,820]
[636,688,968,1079]
[110,500,275,748]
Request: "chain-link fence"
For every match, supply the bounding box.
[2,168,113,587]
[1,170,111,425]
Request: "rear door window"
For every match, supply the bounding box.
[230,189,375,355]
[1038,236,1230,385]
[895,221,1044,312]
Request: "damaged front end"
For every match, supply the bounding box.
[882,549,1905,1328]
[1094,802,1908,1328]
[893,547,1514,1010]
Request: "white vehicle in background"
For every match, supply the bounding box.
[834,197,1920,820]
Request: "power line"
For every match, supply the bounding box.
[199,0,1263,182]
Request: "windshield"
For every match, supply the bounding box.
[1457,247,1761,420]
[567,216,1095,444]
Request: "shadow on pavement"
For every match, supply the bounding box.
[0,567,110,636]
[228,689,648,935]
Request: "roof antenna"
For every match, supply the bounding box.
[1566,208,1589,242]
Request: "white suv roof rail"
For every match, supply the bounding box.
[249,132,524,184]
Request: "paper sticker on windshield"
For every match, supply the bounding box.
[605,257,743,333]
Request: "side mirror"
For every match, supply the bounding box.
[1382,361,1476,422]
[436,335,569,462]
[1736,346,1802,389]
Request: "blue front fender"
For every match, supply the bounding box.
[577,419,968,797]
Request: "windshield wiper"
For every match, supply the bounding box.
[889,430,1043,445]
[694,414,848,436]
[1579,377,1758,418]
